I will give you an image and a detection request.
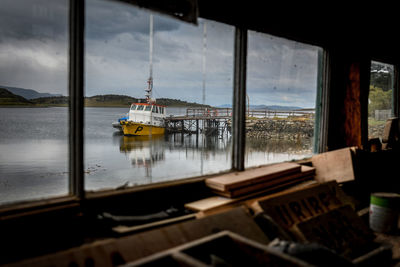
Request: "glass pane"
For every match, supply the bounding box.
[0,0,69,205]
[368,61,394,139]
[246,31,320,168]
[85,0,233,191]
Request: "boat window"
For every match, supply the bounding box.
[136,105,144,111]
[154,106,158,113]
[145,105,152,111]
[0,0,70,205]
[368,61,394,140]
[130,105,137,110]
[245,30,321,168]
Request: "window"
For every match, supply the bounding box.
[0,0,327,208]
[368,61,394,139]
[0,0,69,205]
[84,0,234,191]
[245,30,321,168]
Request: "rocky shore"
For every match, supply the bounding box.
[246,118,314,140]
[245,118,314,153]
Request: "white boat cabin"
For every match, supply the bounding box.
[128,103,166,127]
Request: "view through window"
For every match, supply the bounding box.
[368,61,394,139]
[0,0,69,205]
[245,31,321,168]
[84,0,234,191]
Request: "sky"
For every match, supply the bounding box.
[0,0,320,108]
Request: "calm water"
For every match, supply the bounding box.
[0,107,312,205]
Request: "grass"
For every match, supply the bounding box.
[368,117,387,127]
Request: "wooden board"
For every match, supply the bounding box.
[213,174,313,198]
[311,147,355,183]
[382,117,399,146]
[251,181,353,229]
[292,205,374,259]
[205,162,301,191]
[185,180,318,213]
[214,165,315,198]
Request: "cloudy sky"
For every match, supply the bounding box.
[0,0,320,108]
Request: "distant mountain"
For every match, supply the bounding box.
[0,88,33,105]
[1,85,62,99]
[8,93,209,107]
[156,98,210,108]
[217,104,304,110]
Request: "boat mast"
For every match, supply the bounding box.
[202,21,207,105]
[145,14,154,104]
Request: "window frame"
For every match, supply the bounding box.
[0,0,328,213]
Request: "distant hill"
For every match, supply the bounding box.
[0,92,209,108]
[0,88,33,105]
[32,96,69,106]
[0,85,212,107]
[156,98,210,108]
[84,94,137,107]
[1,85,62,99]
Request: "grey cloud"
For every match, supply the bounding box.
[0,0,68,42]
[86,0,181,41]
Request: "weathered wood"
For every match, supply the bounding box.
[382,117,399,147]
[250,181,353,228]
[213,166,315,198]
[292,205,374,259]
[206,162,301,191]
[311,147,355,183]
[123,231,311,267]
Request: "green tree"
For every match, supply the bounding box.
[368,85,392,117]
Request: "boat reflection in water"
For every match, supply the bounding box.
[118,134,165,179]
[115,132,232,181]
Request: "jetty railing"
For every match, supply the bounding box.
[185,108,314,119]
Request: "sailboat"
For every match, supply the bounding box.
[120,14,167,136]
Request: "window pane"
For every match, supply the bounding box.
[368,61,394,139]
[85,0,233,191]
[246,31,320,168]
[0,0,69,205]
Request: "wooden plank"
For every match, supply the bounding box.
[205,162,301,191]
[213,174,313,198]
[382,118,399,148]
[250,181,353,229]
[113,213,197,235]
[292,205,374,259]
[215,166,315,198]
[185,179,318,213]
[185,196,235,212]
[311,147,355,183]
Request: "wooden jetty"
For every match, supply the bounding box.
[164,108,314,136]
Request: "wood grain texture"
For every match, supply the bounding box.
[311,147,355,183]
[205,162,301,191]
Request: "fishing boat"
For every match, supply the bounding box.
[120,14,166,136]
[120,101,166,136]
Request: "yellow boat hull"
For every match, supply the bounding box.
[121,121,165,136]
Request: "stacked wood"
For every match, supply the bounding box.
[250,182,376,260]
[205,162,315,198]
